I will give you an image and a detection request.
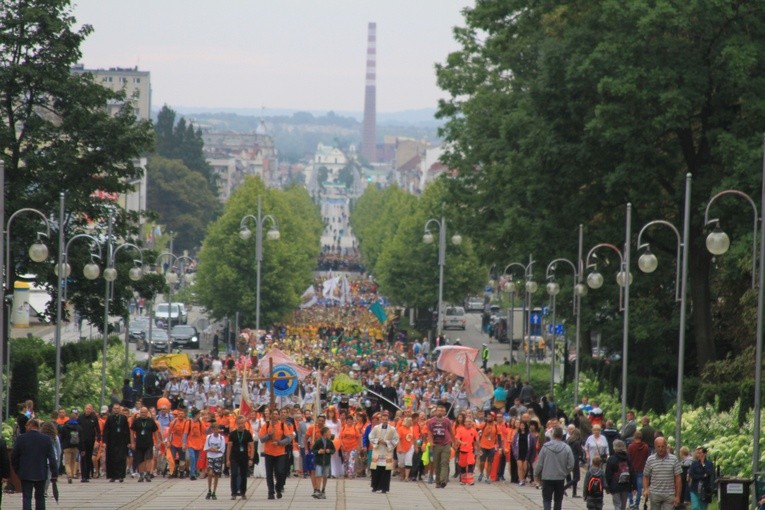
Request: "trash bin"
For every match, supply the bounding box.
[717,477,753,510]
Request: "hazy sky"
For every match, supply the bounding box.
[71,1,473,113]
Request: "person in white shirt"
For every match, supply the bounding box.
[211,358,223,375]
[583,424,608,468]
[204,423,226,500]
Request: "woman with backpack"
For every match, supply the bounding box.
[605,440,636,510]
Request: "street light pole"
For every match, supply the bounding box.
[54,222,102,409]
[703,141,764,477]
[423,213,462,339]
[503,258,537,381]
[636,173,691,449]
[2,205,51,419]
[585,203,631,429]
[574,224,585,407]
[240,195,280,333]
[55,192,65,410]
[545,256,580,402]
[100,209,114,410]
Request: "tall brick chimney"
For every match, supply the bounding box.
[361,22,377,163]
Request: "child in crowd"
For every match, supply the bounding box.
[204,423,226,500]
[583,455,605,510]
[312,426,335,499]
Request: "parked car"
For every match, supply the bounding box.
[170,325,199,349]
[465,296,485,312]
[137,328,170,353]
[442,306,466,330]
[128,317,151,343]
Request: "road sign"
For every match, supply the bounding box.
[542,306,550,316]
[531,313,541,325]
[547,323,566,335]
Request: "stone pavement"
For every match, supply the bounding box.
[1,476,591,510]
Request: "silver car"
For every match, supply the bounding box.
[443,306,467,330]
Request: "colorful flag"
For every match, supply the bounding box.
[435,346,492,407]
[331,373,366,395]
[435,346,479,374]
[369,301,387,324]
[258,348,312,380]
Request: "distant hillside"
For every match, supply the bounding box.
[169,110,442,163]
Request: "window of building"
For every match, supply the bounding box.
[134,78,141,83]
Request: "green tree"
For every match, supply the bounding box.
[146,156,220,253]
[351,185,417,273]
[375,179,484,309]
[435,0,765,377]
[154,105,216,188]
[195,177,322,327]
[0,0,155,331]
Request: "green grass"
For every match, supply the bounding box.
[492,361,552,392]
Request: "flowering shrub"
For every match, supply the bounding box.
[557,375,765,477]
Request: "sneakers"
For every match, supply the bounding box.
[138,474,144,483]
[205,492,211,500]
[320,492,327,499]
[312,490,320,499]
[485,479,491,484]
[477,474,483,482]
[211,493,217,500]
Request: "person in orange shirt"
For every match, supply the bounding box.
[259,409,294,500]
[186,409,206,480]
[339,414,361,478]
[454,417,479,485]
[167,408,190,479]
[477,412,501,483]
[54,407,68,427]
[396,417,416,481]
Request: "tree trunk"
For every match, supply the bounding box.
[688,227,716,367]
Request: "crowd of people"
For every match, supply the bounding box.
[4,280,725,510]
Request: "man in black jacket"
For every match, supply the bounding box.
[79,404,101,482]
[12,418,58,510]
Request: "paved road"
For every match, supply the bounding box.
[0,475,590,510]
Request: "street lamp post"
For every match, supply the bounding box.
[54,203,102,409]
[154,251,193,353]
[503,256,537,381]
[240,195,280,333]
[635,173,691,450]
[503,278,517,366]
[545,249,584,402]
[1,198,51,420]
[585,203,632,428]
[703,147,764,478]
[99,209,143,409]
[423,213,462,337]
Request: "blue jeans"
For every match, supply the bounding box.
[187,448,199,477]
[628,472,643,507]
[690,492,708,510]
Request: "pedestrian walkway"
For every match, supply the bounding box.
[1,476,590,509]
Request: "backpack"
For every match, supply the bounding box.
[616,459,630,484]
[587,474,604,499]
[69,429,80,446]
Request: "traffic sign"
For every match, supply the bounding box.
[531,313,541,325]
[547,323,566,335]
[542,306,550,316]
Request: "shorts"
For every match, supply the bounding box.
[207,456,223,476]
[304,451,315,472]
[480,447,495,463]
[133,446,153,464]
[397,447,414,467]
[315,464,330,478]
